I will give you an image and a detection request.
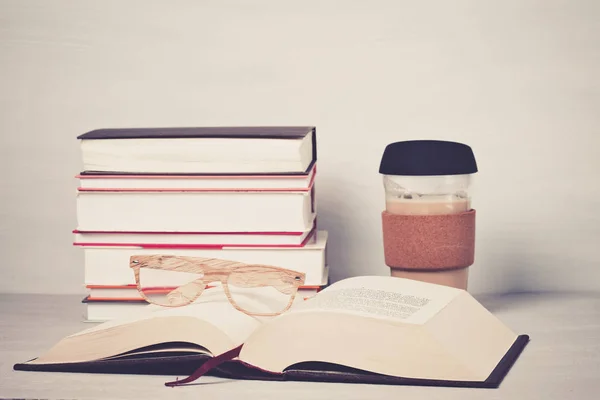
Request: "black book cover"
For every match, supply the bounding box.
[13,335,529,389]
[78,126,314,140]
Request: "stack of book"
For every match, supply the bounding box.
[73,126,328,321]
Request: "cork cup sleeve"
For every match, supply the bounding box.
[381,209,476,270]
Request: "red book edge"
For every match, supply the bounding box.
[73,230,305,235]
[85,284,323,290]
[86,296,317,302]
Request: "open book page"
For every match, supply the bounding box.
[240,277,516,380]
[28,287,269,365]
[293,276,462,324]
[29,284,310,365]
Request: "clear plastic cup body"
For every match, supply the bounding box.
[383,174,473,215]
[383,173,474,289]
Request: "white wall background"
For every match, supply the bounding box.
[0,0,598,295]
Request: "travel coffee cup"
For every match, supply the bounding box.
[379,140,478,290]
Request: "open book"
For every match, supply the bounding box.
[14,276,529,388]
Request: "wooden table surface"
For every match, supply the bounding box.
[1,292,599,399]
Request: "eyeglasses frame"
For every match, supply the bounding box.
[129,254,306,317]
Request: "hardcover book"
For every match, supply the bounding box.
[75,187,316,233]
[81,231,328,287]
[78,126,317,174]
[76,163,316,192]
[85,284,323,302]
[73,222,317,248]
[82,284,325,322]
[14,276,529,388]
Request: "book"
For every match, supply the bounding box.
[76,163,316,192]
[76,187,316,232]
[72,223,317,248]
[78,126,316,174]
[82,286,325,322]
[81,297,151,322]
[14,276,529,388]
[85,285,323,301]
[82,231,328,287]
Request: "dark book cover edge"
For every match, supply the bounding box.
[12,334,529,388]
[77,126,315,140]
[277,334,529,388]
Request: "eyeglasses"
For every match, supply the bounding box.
[129,254,305,316]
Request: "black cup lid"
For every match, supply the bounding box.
[379,140,477,176]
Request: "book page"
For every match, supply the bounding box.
[293,276,462,324]
[74,285,305,345]
[74,287,262,345]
